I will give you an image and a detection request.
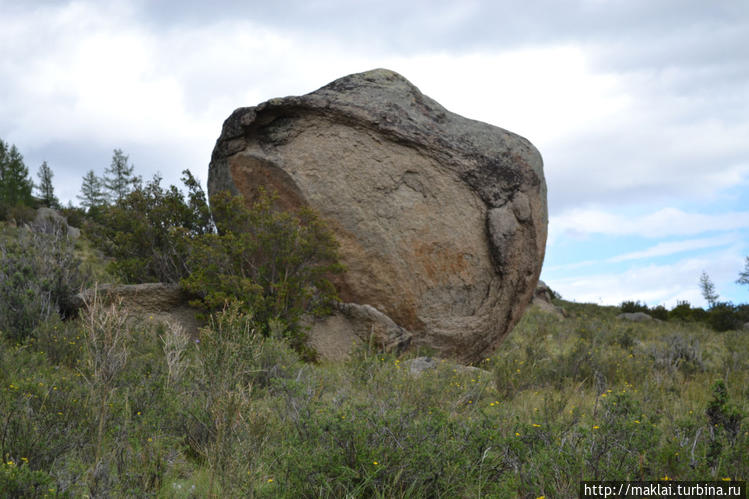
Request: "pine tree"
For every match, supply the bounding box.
[77,170,106,211]
[104,148,137,202]
[738,257,749,287]
[699,271,719,308]
[0,139,34,207]
[36,161,59,208]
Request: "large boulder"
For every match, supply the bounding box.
[208,68,547,363]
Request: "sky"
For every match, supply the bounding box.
[1,0,748,308]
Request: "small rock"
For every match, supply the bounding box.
[405,356,439,375]
[402,356,491,378]
[33,207,79,240]
[617,312,653,322]
[530,280,567,317]
[305,301,411,361]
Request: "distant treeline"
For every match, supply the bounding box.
[620,300,749,332]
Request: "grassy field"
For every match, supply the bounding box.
[2,293,747,497]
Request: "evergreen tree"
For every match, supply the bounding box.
[77,170,106,211]
[699,271,719,308]
[36,161,59,208]
[0,139,34,207]
[738,257,749,287]
[104,148,137,202]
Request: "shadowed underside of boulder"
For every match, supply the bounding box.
[208,68,547,363]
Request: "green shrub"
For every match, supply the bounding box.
[32,314,85,369]
[669,300,693,321]
[705,380,744,469]
[648,333,704,375]
[0,460,57,498]
[669,300,708,323]
[190,303,301,400]
[85,170,212,284]
[0,339,91,488]
[5,203,37,225]
[181,304,300,495]
[0,225,89,342]
[270,399,508,497]
[182,189,343,347]
[59,205,87,229]
[735,304,749,325]
[650,304,669,321]
[621,300,649,313]
[667,300,742,332]
[586,390,659,480]
[708,302,741,332]
[85,172,342,349]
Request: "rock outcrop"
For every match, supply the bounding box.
[617,312,653,322]
[208,68,547,363]
[530,280,567,317]
[71,283,201,337]
[33,207,80,240]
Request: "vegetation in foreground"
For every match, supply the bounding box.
[1,140,748,496]
[2,290,747,497]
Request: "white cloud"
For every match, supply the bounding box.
[0,1,639,204]
[548,245,747,307]
[543,234,739,273]
[550,207,749,242]
[0,3,374,195]
[378,47,631,146]
[608,234,737,262]
[2,1,749,311]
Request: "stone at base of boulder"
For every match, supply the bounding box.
[305,301,412,361]
[304,314,364,362]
